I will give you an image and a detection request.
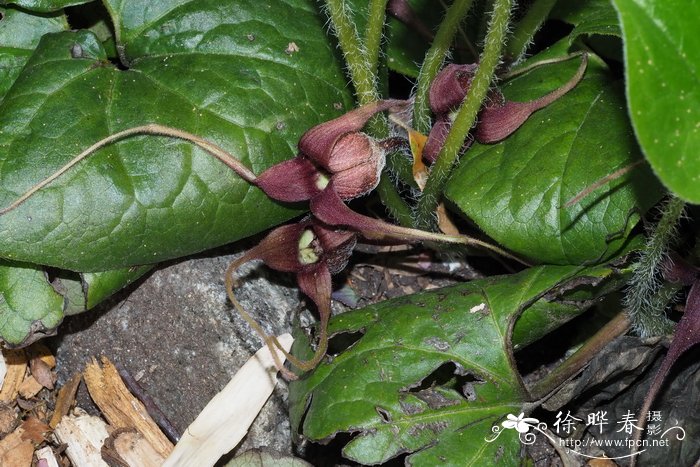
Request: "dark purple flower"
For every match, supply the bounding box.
[423,54,588,162]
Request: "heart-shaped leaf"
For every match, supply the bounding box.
[289,265,614,465]
[0,6,66,100]
[0,261,64,345]
[0,0,351,272]
[612,0,700,202]
[445,48,662,265]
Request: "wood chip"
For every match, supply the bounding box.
[163,334,293,467]
[53,408,110,467]
[83,357,173,459]
[18,375,44,399]
[102,428,166,467]
[50,373,82,429]
[0,349,27,402]
[35,446,61,467]
[0,401,18,437]
[0,425,34,467]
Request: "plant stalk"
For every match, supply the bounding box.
[413,0,475,134]
[529,312,631,400]
[414,0,512,229]
[505,0,558,60]
[325,0,414,224]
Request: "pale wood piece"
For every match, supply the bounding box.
[102,428,167,467]
[163,333,294,467]
[83,356,173,458]
[35,446,61,467]
[0,426,34,467]
[53,409,110,467]
[0,349,27,402]
[18,374,44,399]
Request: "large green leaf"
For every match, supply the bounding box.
[0,0,91,12]
[0,261,64,345]
[445,48,661,265]
[290,265,611,465]
[551,0,621,42]
[612,0,700,202]
[0,0,351,272]
[0,6,66,101]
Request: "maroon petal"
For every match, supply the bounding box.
[429,63,478,115]
[299,99,407,167]
[310,185,462,244]
[327,133,385,199]
[255,157,323,202]
[423,115,474,163]
[296,263,332,365]
[475,54,588,143]
[242,222,307,273]
[312,222,357,274]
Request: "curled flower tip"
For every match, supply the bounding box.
[298,99,408,166]
[225,219,356,377]
[429,63,478,115]
[254,157,325,202]
[475,53,588,143]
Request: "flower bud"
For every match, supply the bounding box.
[429,63,477,115]
[323,133,385,199]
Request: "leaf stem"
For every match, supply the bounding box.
[529,312,631,400]
[413,0,475,134]
[505,0,558,61]
[414,0,512,229]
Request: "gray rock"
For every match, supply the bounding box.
[48,245,303,455]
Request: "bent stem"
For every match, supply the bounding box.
[414,0,513,229]
[0,124,256,216]
[225,259,328,381]
[529,312,631,401]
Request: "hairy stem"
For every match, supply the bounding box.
[364,0,390,81]
[414,0,512,229]
[625,196,685,337]
[325,0,414,223]
[413,0,475,134]
[325,0,378,104]
[505,0,558,60]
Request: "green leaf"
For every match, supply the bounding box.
[0,260,64,345]
[445,50,662,265]
[611,0,700,202]
[57,265,152,315]
[0,0,352,272]
[0,6,66,100]
[290,265,603,465]
[0,0,91,12]
[551,0,621,43]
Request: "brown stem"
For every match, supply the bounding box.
[0,124,257,215]
[563,160,644,209]
[529,312,631,400]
